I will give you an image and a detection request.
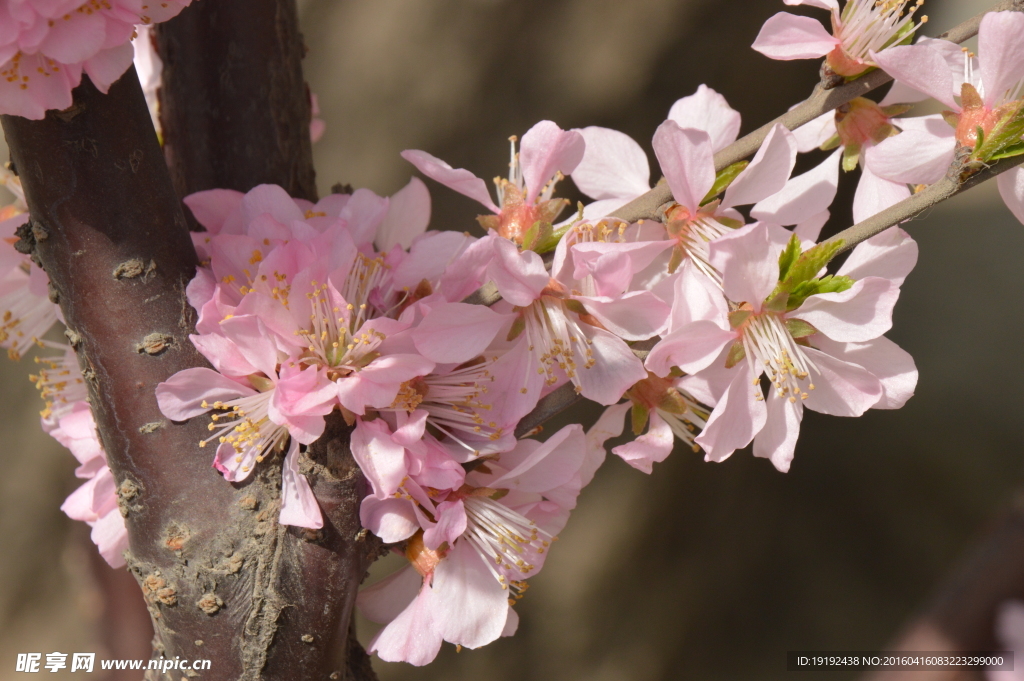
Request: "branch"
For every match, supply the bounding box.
[155,0,318,203]
[607,0,1020,225]
[821,151,1024,256]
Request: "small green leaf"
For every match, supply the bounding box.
[764,290,790,314]
[534,222,573,254]
[506,316,525,342]
[728,309,752,329]
[522,220,553,252]
[777,234,801,281]
[724,341,746,369]
[988,141,1024,161]
[700,161,749,206]
[785,318,818,339]
[564,299,588,316]
[787,274,854,310]
[780,239,845,291]
[631,404,650,436]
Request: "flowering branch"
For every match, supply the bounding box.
[607,0,1023,226]
[822,151,1024,256]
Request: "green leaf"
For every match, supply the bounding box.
[506,316,525,342]
[779,239,845,292]
[785,318,818,339]
[777,234,801,281]
[974,101,1024,163]
[786,274,854,310]
[700,161,749,206]
[988,141,1024,161]
[522,220,553,252]
[534,222,573,254]
[728,309,752,329]
[631,403,650,436]
[724,341,746,369]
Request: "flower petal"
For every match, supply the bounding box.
[709,222,779,308]
[279,441,323,529]
[871,44,960,110]
[723,124,798,208]
[750,149,841,226]
[667,84,742,152]
[652,120,714,214]
[155,368,253,421]
[572,127,650,200]
[978,11,1024,109]
[793,277,899,342]
[412,302,510,363]
[863,129,955,185]
[694,365,766,462]
[752,12,839,60]
[852,163,911,223]
[752,392,803,473]
[377,177,431,252]
[612,411,673,473]
[519,121,585,203]
[801,346,883,416]
[837,227,918,286]
[402,149,499,213]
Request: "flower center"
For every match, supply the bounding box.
[740,313,817,403]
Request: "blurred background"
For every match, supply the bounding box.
[1,0,1019,679]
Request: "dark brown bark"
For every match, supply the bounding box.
[154,0,318,204]
[2,69,375,679]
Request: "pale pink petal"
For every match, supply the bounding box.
[575,327,648,405]
[792,111,836,153]
[184,189,245,233]
[870,44,960,110]
[811,335,916,409]
[863,130,955,185]
[572,127,650,200]
[752,392,803,473]
[569,240,672,296]
[723,124,798,208]
[359,565,423,624]
[155,368,253,421]
[752,13,839,60]
[402,150,498,213]
[423,499,468,550]
[998,166,1024,226]
[351,418,408,498]
[239,183,304,225]
[652,120,715,214]
[678,350,735,406]
[793,277,898,342]
[83,43,134,93]
[709,223,779,308]
[213,441,260,483]
[433,541,509,649]
[646,320,735,377]
[784,0,839,10]
[412,302,510,363]
[519,121,585,202]
[337,354,435,414]
[584,403,629,485]
[340,189,390,247]
[393,410,429,448]
[218,315,281,377]
[488,424,585,494]
[837,227,918,286]
[0,52,77,119]
[439,233,496,302]
[38,10,106,63]
[502,607,520,637]
[667,84,742,152]
[750,150,841,226]
[487,238,549,306]
[695,366,767,462]
[794,210,830,244]
[612,411,673,473]
[279,441,323,529]
[801,346,883,416]
[978,11,1024,108]
[92,509,129,568]
[360,497,419,543]
[573,291,670,341]
[665,259,729,332]
[376,177,431,252]
[852,164,911,223]
[368,580,443,667]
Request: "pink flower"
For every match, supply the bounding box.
[357,424,588,666]
[752,0,928,79]
[868,12,1024,223]
[646,223,917,472]
[156,316,338,529]
[0,213,60,360]
[0,0,193,119]
[402,121,584,244]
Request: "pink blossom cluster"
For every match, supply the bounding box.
[0,0,193,119]
[0,182,128,567]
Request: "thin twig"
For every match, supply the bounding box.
[607,0,1017,225]
[822,152,1024,257]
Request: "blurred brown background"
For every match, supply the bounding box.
[1,0,1018,679]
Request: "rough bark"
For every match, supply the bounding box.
[2,69,375,679]
[155,0,318,203]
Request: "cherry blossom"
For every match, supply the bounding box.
[0,0,193,119]
[752,0,928,79]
